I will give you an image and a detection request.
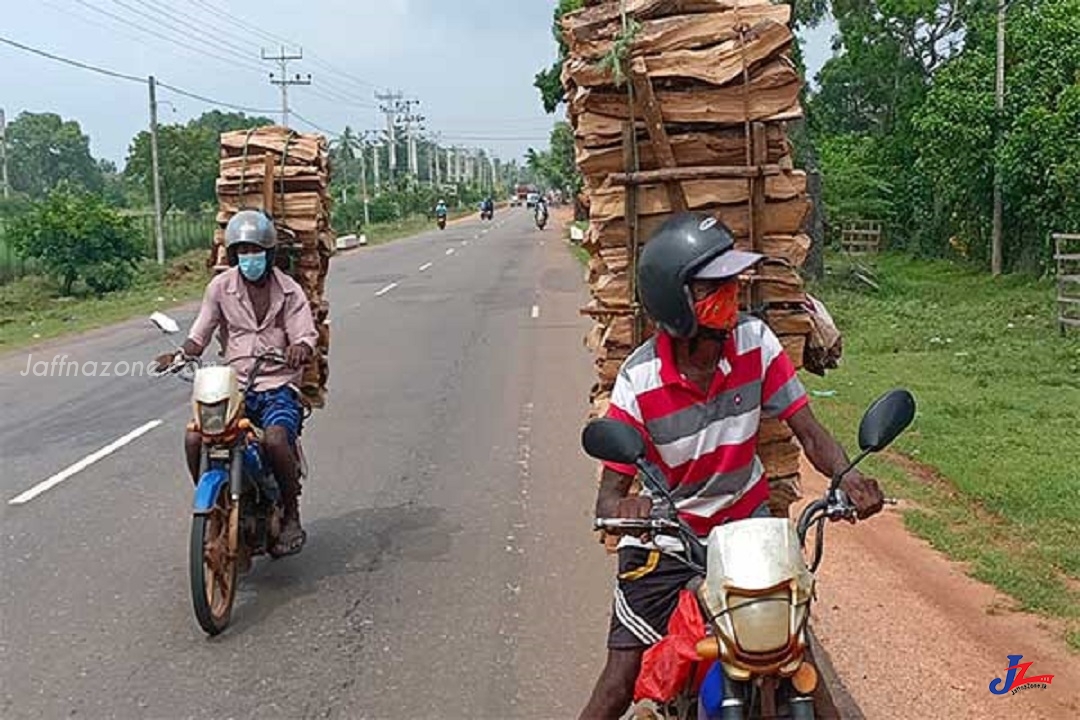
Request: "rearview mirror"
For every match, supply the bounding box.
[582,418,646,466]
[150,312,180,334]
[858,389,916,453]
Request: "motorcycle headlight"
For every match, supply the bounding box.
[198,400,230,436]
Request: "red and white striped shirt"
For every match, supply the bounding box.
[605,316,808,537]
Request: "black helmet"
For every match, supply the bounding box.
[225,209,277,266]
[637,213,763,338]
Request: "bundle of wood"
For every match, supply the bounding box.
[210,126,335,409]
[563,0,815,515]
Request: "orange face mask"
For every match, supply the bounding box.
[693,282,740,332]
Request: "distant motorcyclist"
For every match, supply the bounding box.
[435,199,448,219]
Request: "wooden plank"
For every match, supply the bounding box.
[609,164,784,185]
[565,19,792,89]
[575,128,789,177]
[590,172,807,222]
[567,4,792,61]
[629,59,687,213]
[1057,297,1080,305]
[1059,317,1080,327]
[571,63,802,126]
[1053,254,1080,261]
[1051,233,1080,241]
[261,153,275,217]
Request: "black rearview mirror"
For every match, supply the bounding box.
[858,389,916,453]
[582,418,646,466]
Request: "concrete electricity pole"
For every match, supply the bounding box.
[399,99,423,178]
[0,108,9,200]
[148,76,166,265]
[376,91,403,180]
[358,131,370,226]
[372,141,381,189]
[991,0,1006,276]
[262,47,310,128]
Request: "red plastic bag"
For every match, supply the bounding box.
[634,589,709,703]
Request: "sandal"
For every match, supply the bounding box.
[270,518,307,558]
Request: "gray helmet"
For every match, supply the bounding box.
[637,213,762,338]
[225,209,277,251]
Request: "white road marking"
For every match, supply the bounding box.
[374,282,398,297]
[9,420,164,505]
[418,262,433,272]
[462,240,470,246]
[446,248,456,256]
[531,305,540,319]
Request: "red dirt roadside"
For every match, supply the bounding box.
[798,458,1079,719]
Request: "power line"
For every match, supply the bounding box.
[290,110,337,137]
[71,0,266,76]
[156,82,277,116]
[0,34,277,116]
[184,0,378,92]
[0,34,145,83]
[105,0,263,69]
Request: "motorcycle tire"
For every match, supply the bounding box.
[190,486,238,636]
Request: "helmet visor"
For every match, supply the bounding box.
[693,249,763,280]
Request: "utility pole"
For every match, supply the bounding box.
[0,108,9,199]
[399,98,423,178]
[358,131,370,225]
[991,0,1006,276]
[148,76,165,265]
[375,91,403,180]
[262,46,310,128]
[372,141,381,189]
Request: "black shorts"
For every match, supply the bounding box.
[607,503,772,650]
[608,547,699,649]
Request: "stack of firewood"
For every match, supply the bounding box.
[563,0,815,513]
[211,126,335,408]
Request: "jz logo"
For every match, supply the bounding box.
[989,655,1055,696]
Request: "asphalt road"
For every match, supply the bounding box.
[0,211,612,719]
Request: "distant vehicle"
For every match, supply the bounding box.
[526,192,541,208]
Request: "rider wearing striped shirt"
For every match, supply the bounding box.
[579,213,885,720]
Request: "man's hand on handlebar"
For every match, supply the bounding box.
[839,471,885,520]
[285,343,312,369]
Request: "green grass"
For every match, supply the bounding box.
[0,215,460,352]
[0,250,209,350]
[805,253,1080,648]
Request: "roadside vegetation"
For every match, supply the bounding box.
[0,106,528,351]
[806,253,1080,651]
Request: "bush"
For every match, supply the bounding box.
[9,185,143,295]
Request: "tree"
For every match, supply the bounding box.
[124,111,272,212]
[914,0,1080,270]
[9,184,143,295]
[534,0,586,113]
[6,112,103,198]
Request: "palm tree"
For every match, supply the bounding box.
[331,126,362,201]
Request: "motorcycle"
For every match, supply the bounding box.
[582,389,916,719]
[480,205,494,221]
[436,213,447,230]
[535,205,548,230]
[150,313,310,635]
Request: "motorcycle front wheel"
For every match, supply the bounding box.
[190,486,239,635]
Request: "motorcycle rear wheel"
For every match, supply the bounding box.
[190,487,238,635]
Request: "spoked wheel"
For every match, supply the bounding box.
[190,487,239,635]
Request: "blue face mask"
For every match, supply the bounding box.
[238,251,267,281]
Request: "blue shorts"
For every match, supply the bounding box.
[245,386,302,445]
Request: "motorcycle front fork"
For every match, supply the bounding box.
[706,675,815,720]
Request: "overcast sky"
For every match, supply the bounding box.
[0,1,837,166]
